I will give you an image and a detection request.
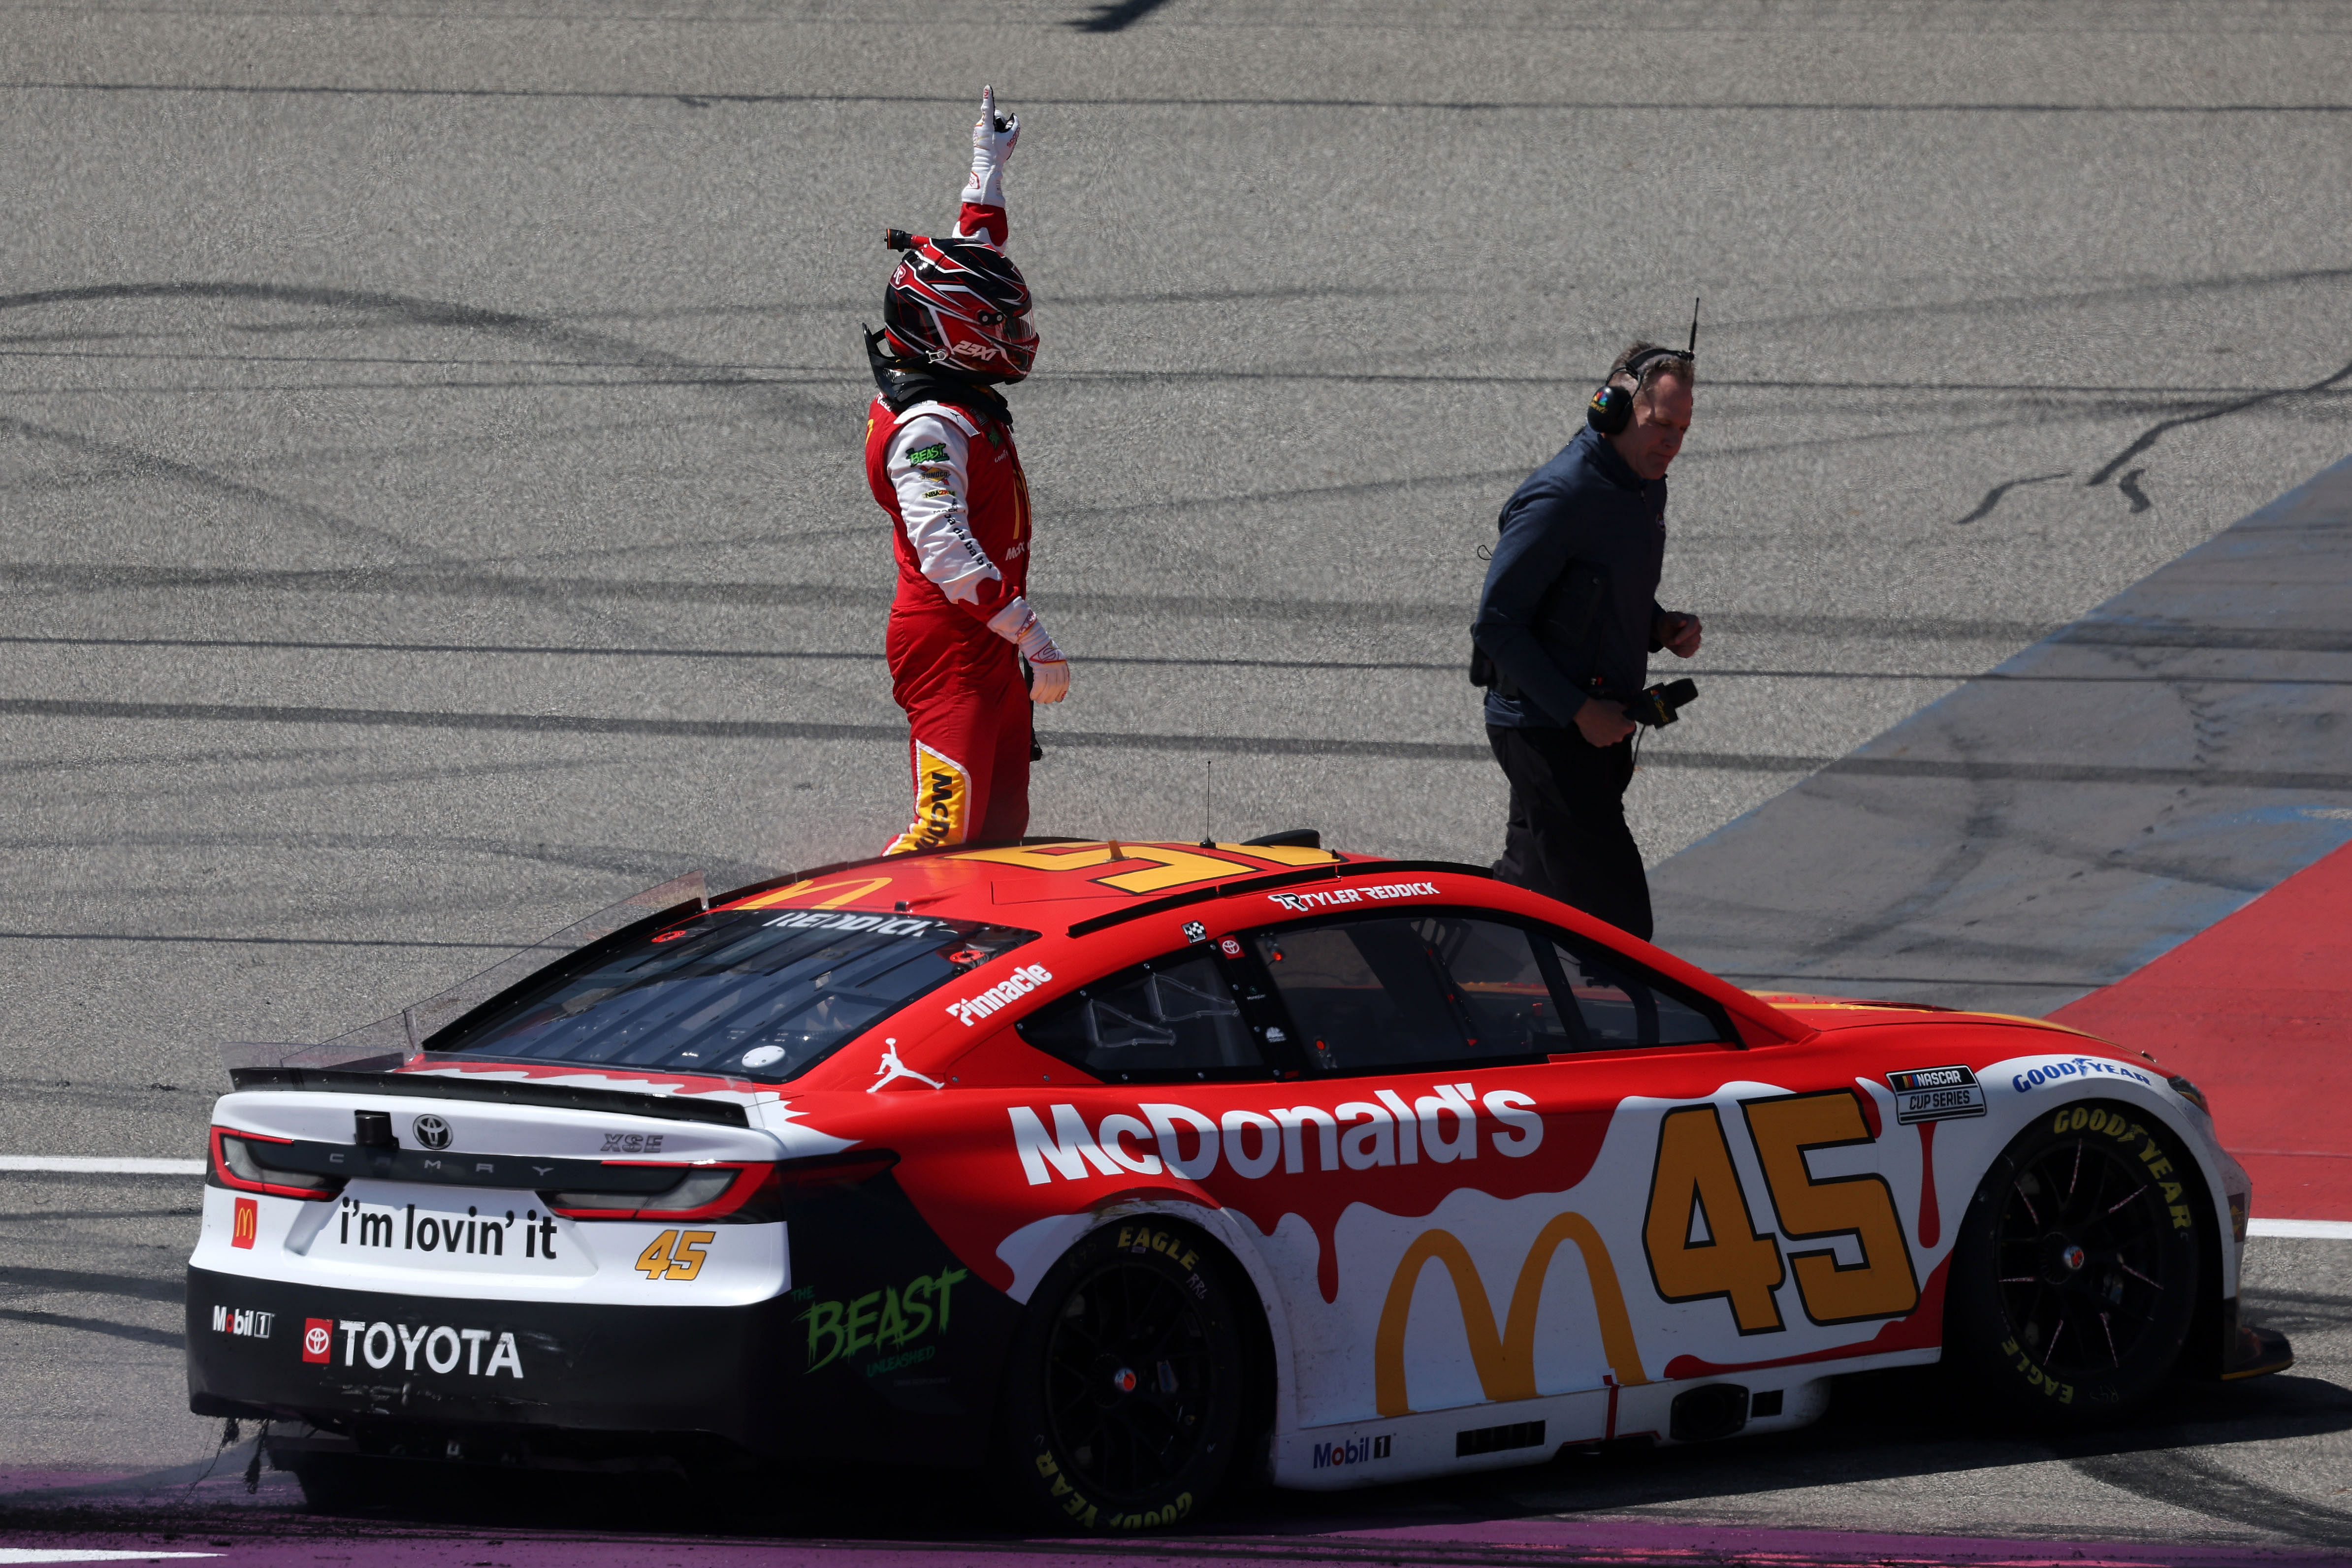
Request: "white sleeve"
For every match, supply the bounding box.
[885,413,1002,607]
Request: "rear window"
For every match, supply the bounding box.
[425,908,1036,1083]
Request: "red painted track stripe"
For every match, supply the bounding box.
[2053,838,2352,1221]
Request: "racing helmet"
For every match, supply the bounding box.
[878,230,1038,384]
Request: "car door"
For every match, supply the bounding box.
[1532,922,1925,1403]
[1209,908,1641,1434]
[1224,907,1917,1441]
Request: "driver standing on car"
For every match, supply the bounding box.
[864,87,1069,855]
[1470,340,1704,941]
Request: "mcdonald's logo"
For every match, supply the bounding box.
[733,876,895,912]
[1373,1213,1647,1418]
[231,1197,258,1249]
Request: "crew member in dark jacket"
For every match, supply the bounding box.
[1471,341,1703,941]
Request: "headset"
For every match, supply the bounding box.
[1586,297,1700,436]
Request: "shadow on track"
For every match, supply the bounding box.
[8,1363,2351,1557]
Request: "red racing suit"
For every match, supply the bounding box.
[866,198,1041,854]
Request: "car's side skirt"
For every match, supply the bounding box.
[1268,1349,1938,1490]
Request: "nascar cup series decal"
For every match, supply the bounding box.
[1884,1066,1987,1124]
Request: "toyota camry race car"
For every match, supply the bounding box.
[188,836,2290,1530]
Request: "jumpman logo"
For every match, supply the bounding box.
[868,1038,944,1094]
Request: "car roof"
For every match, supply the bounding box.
[709,837,1385,929]
[708,837,1811,1051]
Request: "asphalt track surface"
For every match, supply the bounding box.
[6,0,2352,1561]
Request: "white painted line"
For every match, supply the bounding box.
[2249,1217,2352,1239]
[0,1157,205,1175]
[0,1553,219,1563]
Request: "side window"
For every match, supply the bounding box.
[1015,952,1262,1082]
[1251,915,1566,1075]
[1550,932,1729,1048]
[1425,916,1577,1057]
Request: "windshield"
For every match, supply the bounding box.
[423,908,1036,1083]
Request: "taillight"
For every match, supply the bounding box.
[208,1127,342,1201]
[543,1150,898,1222]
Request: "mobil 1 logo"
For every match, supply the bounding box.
[1885,1065,1987,1124]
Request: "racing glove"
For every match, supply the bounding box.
[989,595,1069,704]
[963,85,1020,210]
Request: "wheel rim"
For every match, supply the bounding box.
[1043,1260,1215,1500]
[1992,1131,2175,1377]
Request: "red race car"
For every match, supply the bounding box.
[187,836,2288,1530]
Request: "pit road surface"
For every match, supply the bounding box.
[5,0,2352,1558]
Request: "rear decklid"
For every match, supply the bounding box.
[196,1078,797,1307]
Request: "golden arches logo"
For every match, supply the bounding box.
[736,876,895,911]
[1373,1213,1647,1418]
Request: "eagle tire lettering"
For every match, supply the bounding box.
[1946,1099,2203,1422]
[997,1221,1241,1532]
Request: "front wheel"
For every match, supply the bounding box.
[996,1219,1247,1533]
[1947,1100,2204,1420]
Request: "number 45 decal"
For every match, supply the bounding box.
[636,1229,714,1280]
[1642,1090,1919,1333]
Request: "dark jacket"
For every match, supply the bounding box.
[1472,425,1667,729]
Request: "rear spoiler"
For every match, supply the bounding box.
[224,1066,753,1127]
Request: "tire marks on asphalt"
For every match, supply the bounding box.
[1954,470,2071,525]
[0,1306,181,1349]
[1,1265,189,1305]
[2069,1447,2352,1551]
[0,561,2066,643]
[2086,355,2352,488]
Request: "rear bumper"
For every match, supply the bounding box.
[186,1266,795,1454]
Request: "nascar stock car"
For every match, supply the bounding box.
[187,835,2290,1530]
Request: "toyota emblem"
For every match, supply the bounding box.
[413,1114,452,1150]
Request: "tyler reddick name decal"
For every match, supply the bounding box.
[330,1196,561,1261]
[1008,1085,1544,1186]
[1266,881,1438,913]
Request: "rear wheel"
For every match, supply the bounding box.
[997,1219,1246,1533]
[1947,1100,2203,1420]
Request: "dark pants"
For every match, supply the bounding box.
[1486,723,1652,942]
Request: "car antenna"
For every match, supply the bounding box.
[1197,759,1216,848]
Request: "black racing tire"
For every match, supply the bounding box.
[995,1217,1247,1534]
[1947,1099,2204,1422]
